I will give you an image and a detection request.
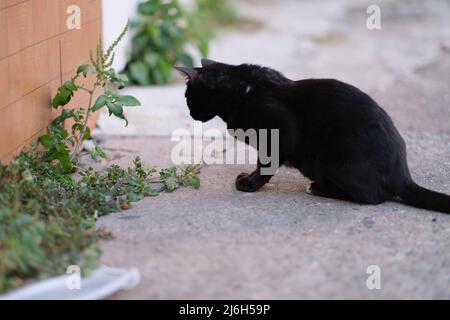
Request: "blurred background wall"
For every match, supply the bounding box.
[0,0,103,163]
[102,0,139,71]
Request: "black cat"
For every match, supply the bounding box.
[176,59,450,214]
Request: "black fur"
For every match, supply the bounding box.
[177,60,450,214]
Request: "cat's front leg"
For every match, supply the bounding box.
[235,167,273,192]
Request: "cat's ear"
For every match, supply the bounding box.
[201,58,218,67]
[174,67,198,81]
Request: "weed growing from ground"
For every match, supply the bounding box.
[0,23,201,294]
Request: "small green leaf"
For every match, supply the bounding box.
[190,176,201,190]
[82,127,91,141]
[60,87,72,100]
[92,95,107,112]
[58,128,70,140]
[63,81,78,91]
[57,152,73,171]
[72,123,83,133]
[117,73,129,82]
[118,95,141,107]
[55,143,67,153]
[106,101,123,117]
[77,64,90,77]
[53,109,75,125]
[53,87,73,108]
[106,100,128,126]
[52,95,61,109]
[38,135,53,148]
[111,73,129,89]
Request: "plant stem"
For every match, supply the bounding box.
[78,87,93,94]
[149,179,164,184]
[71,85,97,162]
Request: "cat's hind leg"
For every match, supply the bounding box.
[315,143,391,205]
[306,180,352,202]
[320,169,389,205]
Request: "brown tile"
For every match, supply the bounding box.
[80,0,101,24]
[82,18,102,58]
[32,84,51,135]
[0,9,8,59]
[9,46,37,101]
[18,90,37,140]
[0,58,11,109]
[34,40,49,87]
[11,86,51,146]
[47,36,62,81]
[32,0,48,43]
[7,1,33,55]
[0,105,13,157]
[60,28,83,74]
[47,0,60,37]
[6,0,27,6]
[10,98,26,148]
[8,42,47,100]
[25,127,47,147]
[11,126,46,159]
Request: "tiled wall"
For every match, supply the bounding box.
[0,0,102,163]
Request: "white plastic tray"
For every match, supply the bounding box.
[0,266,140,300]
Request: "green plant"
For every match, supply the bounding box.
[194,0,238,29]
[160,165,201,192]
[0,151,201,293]
[0,150,109,292]
[39,22,140,171]
[123,0,204,85]
[0,22,202,294]
[123,0,240,86]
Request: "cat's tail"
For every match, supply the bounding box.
[400,181,450,214]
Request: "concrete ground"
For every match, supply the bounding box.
[95,0,450,299]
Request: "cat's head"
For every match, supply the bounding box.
[175,59,247,122]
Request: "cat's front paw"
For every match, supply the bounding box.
[235,173,258,192]
[237,172,250,180]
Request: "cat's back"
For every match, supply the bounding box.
[281,78,404,153]
[290,78,373,106]
[284,78,390,123]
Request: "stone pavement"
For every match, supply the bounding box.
[95,0,450,299]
